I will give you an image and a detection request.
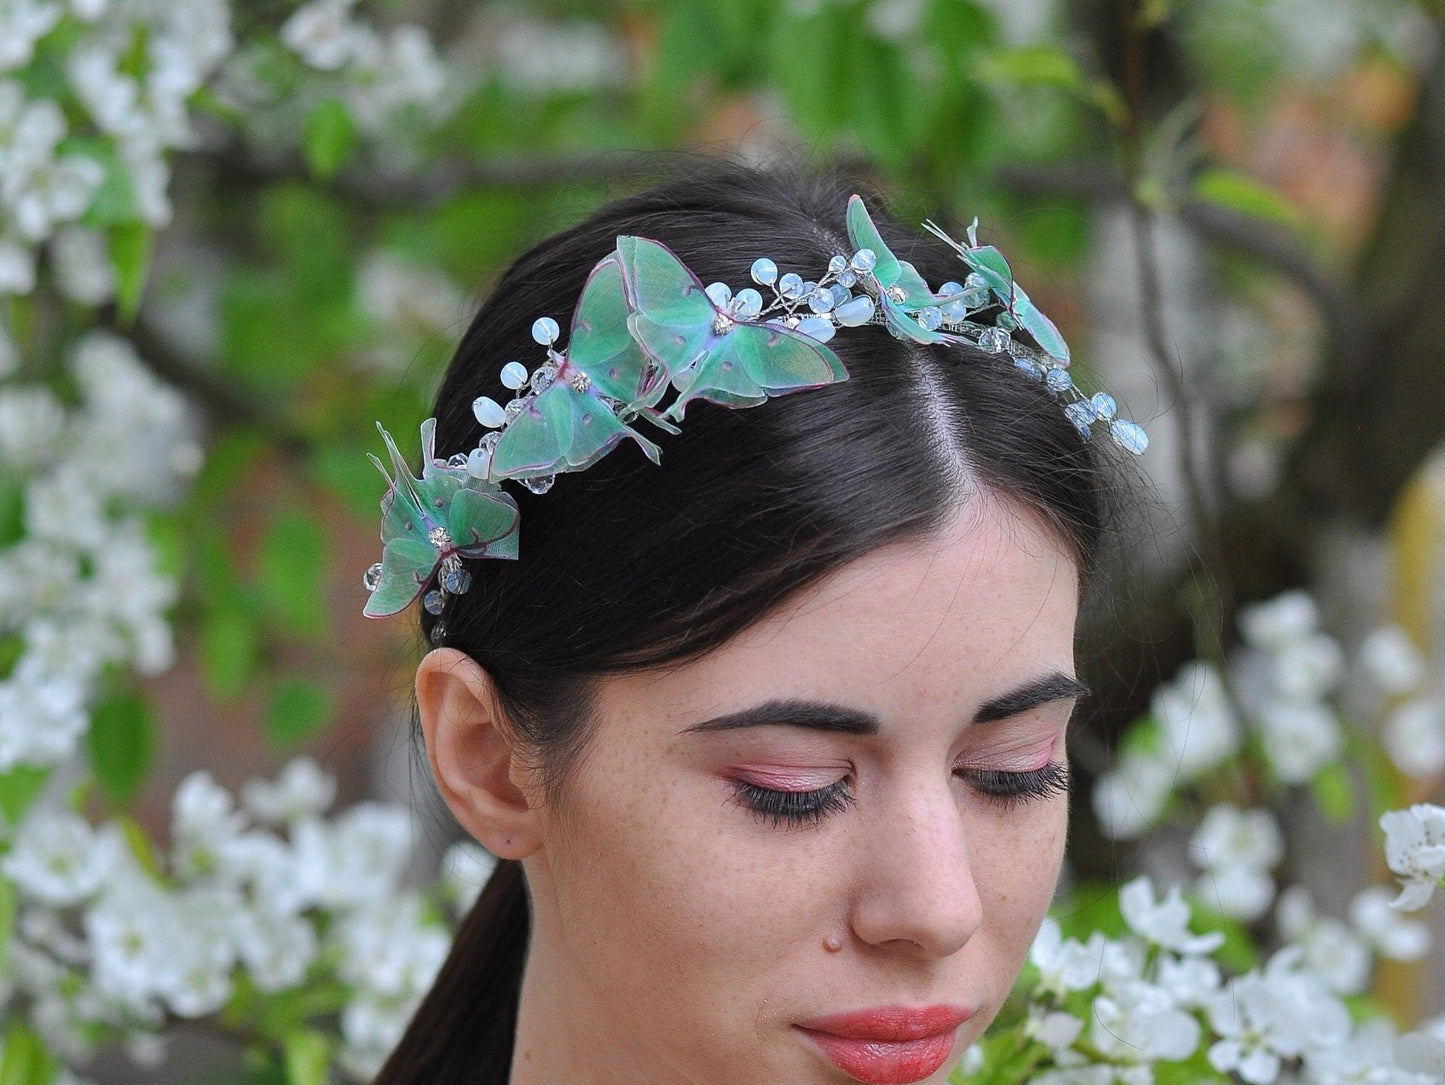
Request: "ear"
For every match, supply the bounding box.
[415,647,543,860]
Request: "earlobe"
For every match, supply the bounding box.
[415,647,543,860]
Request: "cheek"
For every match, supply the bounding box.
[972,797,1069,960]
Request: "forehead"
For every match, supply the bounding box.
[597,496,1080,733]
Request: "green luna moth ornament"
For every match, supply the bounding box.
[362,419,519,619]
[488,255,667,482]
[844,194,960,346]
[615,235,848,422]
[921,217,1070,364]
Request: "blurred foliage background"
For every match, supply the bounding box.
[5,0,1445,1079]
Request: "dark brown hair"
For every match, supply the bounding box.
[374,161,1109,1084]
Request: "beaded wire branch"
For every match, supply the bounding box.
[363,195,1148,626]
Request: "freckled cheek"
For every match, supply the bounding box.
[973,799,1069,946]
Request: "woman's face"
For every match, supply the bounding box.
[517,497,1081,1085]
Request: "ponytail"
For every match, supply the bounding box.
[374,859,529,1084]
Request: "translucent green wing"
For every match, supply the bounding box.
[666,321,848,421]
[877,296,960,345]
[1007,286,1069,363]
[567,254,666,407]
[845,195,937,308]
[615,235,717,375]
[448,486,519,559]
[490,382,662,480]
[365,536,438,617]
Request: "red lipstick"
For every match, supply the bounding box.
[795,1005,973,1084]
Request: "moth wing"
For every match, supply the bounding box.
[449,486,520,559]
[962,244,1016,306]
[845,194,906,289]
[491,383,661,480]
[363,537,438,617]
[1009,284,1070,364]
[878,294,964,346]
[616,235,718,376]
[568,254,665,407]
[666,322,848,422]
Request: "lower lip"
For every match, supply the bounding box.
[797,1028,959,1084]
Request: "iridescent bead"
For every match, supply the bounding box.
[977,327,1010,353]
[531,316,560,345]
[732,288,763,319]
[1064,400,1097,430]
[850,248,877,273]
[1013,355,1045,380]
[705,281,732,307]
[750,258,778,285]
[827,254,849,276]
[836,269,857,288]
[439,564,472,595]
[1110,419,1149,455]
[1090,392,1117,420]
[472,395,506,428]
[808,289,836,314]
[917,307,944,331]
[523,474,555,494]
[466,446,492,478]
[530,364,557,393]
[778,273,805,300]
[1045,368,1073,393]
[363,563,383,592]
[500,361,529,389]
[423,589,445,615]
[833,295,875,327]
[941,298,968,322]
[829,283,851,307]
[503,397,530,423]
[795,316,836,343]
[937,280,964,299]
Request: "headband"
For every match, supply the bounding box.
[362,195,1147,627]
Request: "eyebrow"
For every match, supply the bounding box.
[681,671,1089,736]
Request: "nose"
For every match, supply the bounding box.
[847,778,983,958]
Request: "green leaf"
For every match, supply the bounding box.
[200,604,261,703]
[116,815,162,877]
[282,1028,332,1085]
[258,508,329,640]
[976,45,1087,92]
[1310,759,1356,824]
[1193,168,1303,231]
[0,1022,59,1085]
[0,483,22,547]
[265,677,335,750]
[0,766,51,826]
[0,879,17,973]
[86,690,157,807]
[304,98,356,180]
[110,220,153,325]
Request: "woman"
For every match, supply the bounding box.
[367,163,1125,1084]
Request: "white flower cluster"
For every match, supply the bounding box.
[962,875,1440,1085]
[1381,803,1445,912]
[1092,591,1422,843]
[0,333,198,771]
[0,758,458,1081]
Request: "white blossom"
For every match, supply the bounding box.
[1358,625,1426,695]
[49,224,117,305]
[170,771,245,878]
[1275,887,1371,994]
[1091,978,1203,1063]
[1379,804,1445,911]
[1382,698,1445,778]
[293,802,413,908]
[1119,876,1225,955]
[1151,662,1242,777]
[1,807,117,907]
[241,757,337,827]
[1240,591,1320,651]
[281,0,370,71]
[1256,699,1343,784]
[1190,804,1285,920]
[0,0,62,72]
[1092,750,1175,840]
[1349,885,1430,961]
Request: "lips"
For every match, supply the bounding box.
[795,1005,973,1084]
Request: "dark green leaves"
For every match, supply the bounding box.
[86,689,158,806]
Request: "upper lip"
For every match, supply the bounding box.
[795,1005,974,1043]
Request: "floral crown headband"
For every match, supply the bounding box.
[362,195,1147,627]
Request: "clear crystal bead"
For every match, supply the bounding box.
[750,258,778,285]
[478,431,502,453]
[523,474,555,494]
[977,327,1010,353]
[850,248,877,273]
[423,589,445,615]
[1012,355,1045,380]
[705,281,732,307]
[808,289,836,314]
[439,564,472,595]
[363,562,383,592]
[1045,368,1073,393]
[778,273,805,300]
[473,395,507,428]
[503,397,530,423]
[836,269,857,288]
[1064,400,1097,429]
[1110,418,1149,455]
[937,280,964,299]
[732,288,763,319]
[530,363,557,393]
[917,307,944,331]
[941,298,968,323]
[447,452,468,468]
[531,317,560,345]
[501,361,529,389]
[829,283,850,307]
[827,254,848,275]
[1090,392,1117,420]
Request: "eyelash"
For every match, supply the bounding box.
[732,761,1070,828]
